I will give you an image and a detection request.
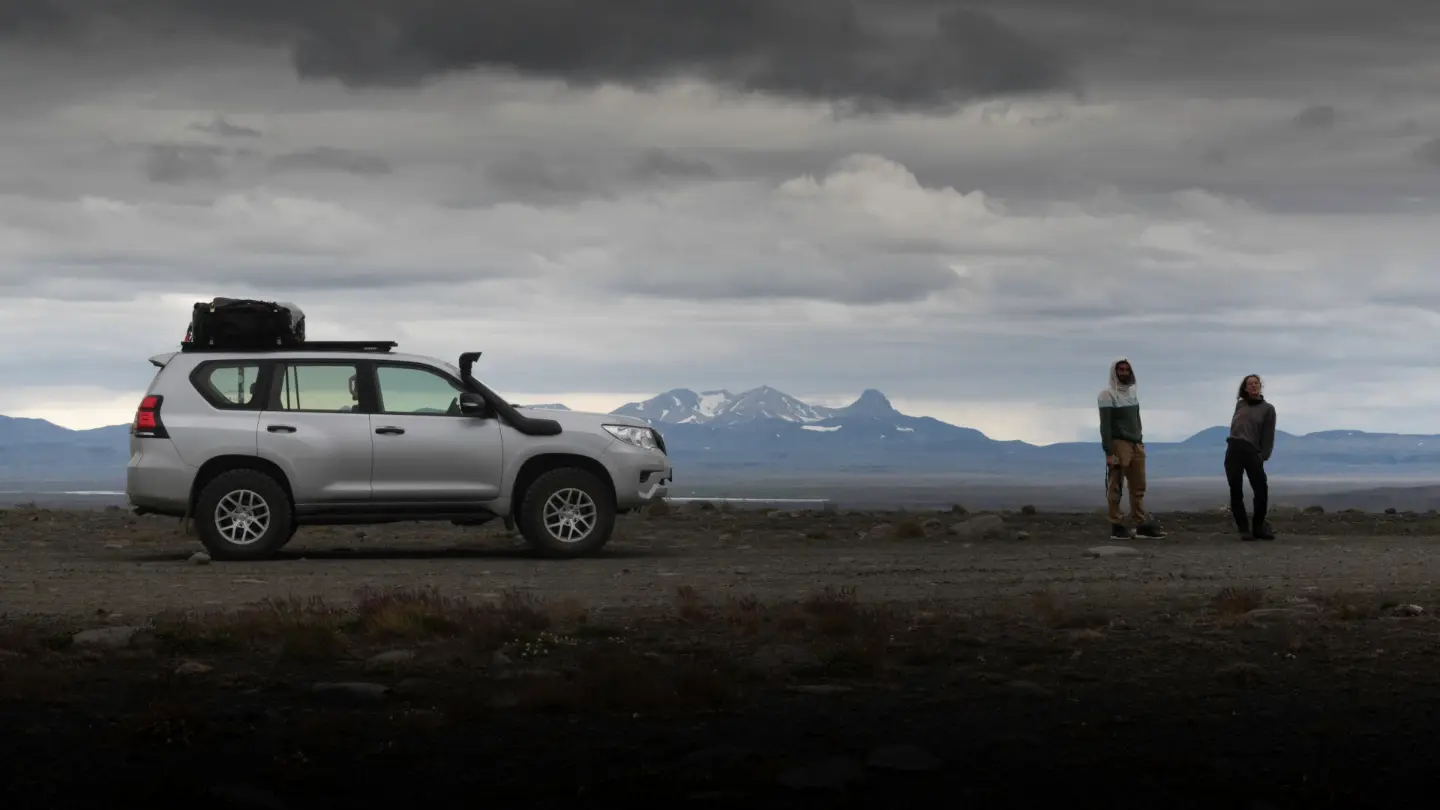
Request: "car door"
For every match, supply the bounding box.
[255,359,374,506]
[367,361,505,502]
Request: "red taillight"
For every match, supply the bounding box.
[133,395,165,437]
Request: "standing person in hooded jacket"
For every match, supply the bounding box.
[1098,358,1167,540]
[1226,374,1277,541]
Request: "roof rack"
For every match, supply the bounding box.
[179,340,398,354]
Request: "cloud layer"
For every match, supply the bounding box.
[4,0,1440,443]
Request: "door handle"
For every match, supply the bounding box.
[266,425,297,433]
[375,426,405,435]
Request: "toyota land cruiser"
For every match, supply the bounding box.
[125,340,672,560]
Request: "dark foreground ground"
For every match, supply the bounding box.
[5,504,1440,806]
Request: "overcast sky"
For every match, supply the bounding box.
[4,0,1440,444]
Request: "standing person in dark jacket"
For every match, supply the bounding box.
[1098,358,1167,540]
[1226,374,1278,541]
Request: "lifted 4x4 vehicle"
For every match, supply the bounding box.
[126,341,672,561]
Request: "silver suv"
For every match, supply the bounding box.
[125,340,672,561]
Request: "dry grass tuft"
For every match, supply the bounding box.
[150,587,558,660]
[1209,587,1265,618]
[894,518,926,539]
[1030,590,1111,630]
[500,643,737,712]
[673,585,708,621]
[1314,592,1395,621]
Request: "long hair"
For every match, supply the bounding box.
[1236,374,1263,401]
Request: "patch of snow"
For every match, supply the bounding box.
[896,426,914,433]
[802,424,842,432]
[698,390,731,418]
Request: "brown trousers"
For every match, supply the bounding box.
[1106,439,1149,526]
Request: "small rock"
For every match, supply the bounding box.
[491,651,514,667]
[394,677,432,697]
[867,523,894,539]
[492,668,563,682]
[1392,604,1425,617]
[866,744,941,772]
[1020,504,1037,515]
[921,517,944,531]
[1006,680,1054,697]
[310,682,392,704]
[174,660,213,676]
[1086,545,1139,558]
[732,566,752,575]
[789,684,854,695]
[365,650,416,670]
[1015,531,1031,541]
[188,551,211,565]
[949,514,1005,540]
[72,626,142,649]
[777,756,864,790]
[485,692,521,709]
[1244,606,1321,621]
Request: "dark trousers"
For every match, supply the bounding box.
[1224,439,1267,533]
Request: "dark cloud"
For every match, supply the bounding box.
[631,148,716,181]
[1291,104,1337,129]
[189,115,262,138]
[144,142,224,184]
[268,146,391,176]
[484,153,599,198]
[0,0,1075,112]
[1417,137,1440,167]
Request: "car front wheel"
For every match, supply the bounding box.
[517,468,615,558]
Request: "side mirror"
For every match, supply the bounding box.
[459,392,488,417]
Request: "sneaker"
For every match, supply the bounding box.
[1135,523,1168,539]
[1110,523,1134,540]
[1253,523,1275,541]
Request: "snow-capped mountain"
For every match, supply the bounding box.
[613,385,830,426]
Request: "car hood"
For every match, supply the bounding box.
[514,407,651,432]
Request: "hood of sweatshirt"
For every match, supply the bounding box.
[1103,357,1139,407]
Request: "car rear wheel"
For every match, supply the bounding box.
[518,468,615,558]
[194,469,294,561]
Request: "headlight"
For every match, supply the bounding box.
[604,424,660,451]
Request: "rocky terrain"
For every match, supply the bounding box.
[3,503,1440,807]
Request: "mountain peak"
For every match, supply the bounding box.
[843,388,897,416]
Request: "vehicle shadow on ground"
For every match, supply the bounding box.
[119,545,670,563]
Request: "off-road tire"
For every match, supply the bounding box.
[194,469,295,561]
[517,467,615,558]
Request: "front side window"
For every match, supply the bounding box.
[274,363,361,413]
[194,362,263,409]
[376,365,466,416]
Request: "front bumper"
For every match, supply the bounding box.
[635,466,672,503]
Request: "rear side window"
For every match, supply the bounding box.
[192,362,264,409]
[273,363,362,413]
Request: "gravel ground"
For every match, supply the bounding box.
[6,505,1440,806]
[4,505,1440,618]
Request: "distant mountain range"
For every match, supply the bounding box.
[8,385,1440,491]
